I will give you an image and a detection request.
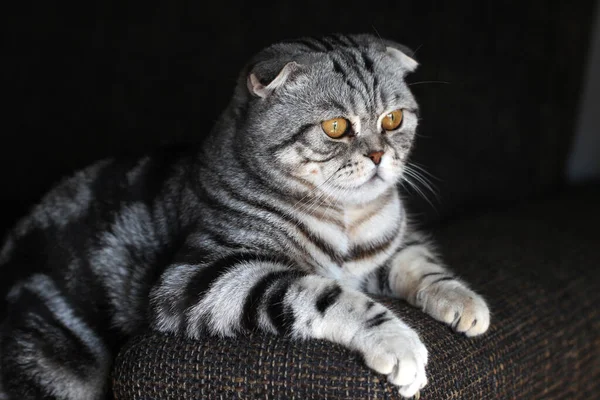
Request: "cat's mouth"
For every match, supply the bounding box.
[331,170,388,192]
[358,171,385,188]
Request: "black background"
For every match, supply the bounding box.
[2,1,598,231]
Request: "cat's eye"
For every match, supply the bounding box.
[381,109,403,131]
[321,118,349,138]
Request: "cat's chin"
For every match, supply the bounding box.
[326,178,395,206]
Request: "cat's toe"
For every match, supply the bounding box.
[362,326,428,398]
[421,284,491,337]
[394,354,427,398]
[390,350,428,398]
[388,355,418,386]
[365,353,396,375]
[456,296,490,337]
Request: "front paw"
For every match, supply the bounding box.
[418,282,490,337]
[358,319,428,398]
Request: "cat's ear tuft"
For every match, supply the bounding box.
[385,46,419,73]
[247,61,299,98]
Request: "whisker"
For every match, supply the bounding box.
[332,186,351,214]
[288,168,340,212]
[371,25,384,45]
[304,163,350,217]
[412,43,424,57]
[400,172,438,211]
[404,166,439,199]
[408,80,451,86]
[322,180,348,218]
[285,164,348,226]
[303,181,336,216]
[407,162,440,181]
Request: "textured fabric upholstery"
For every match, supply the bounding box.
[112,187,600,399]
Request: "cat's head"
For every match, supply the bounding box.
[232,34,419,205]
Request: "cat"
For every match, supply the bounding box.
[0,33,490,399]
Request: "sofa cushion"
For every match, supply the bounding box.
[112,187,600,399]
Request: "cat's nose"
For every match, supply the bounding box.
[365,150,384,165]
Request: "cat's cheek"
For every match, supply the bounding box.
[296,163,322,179]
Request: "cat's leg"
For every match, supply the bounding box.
[364,231,490,337]
[150,251,428,398]
[0,275,111,400]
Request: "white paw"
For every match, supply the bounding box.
[359,320,428,398]
[418,282,490,337]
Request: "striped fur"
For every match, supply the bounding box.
[0,33,489,399]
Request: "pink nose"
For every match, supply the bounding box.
[366,150,384,165]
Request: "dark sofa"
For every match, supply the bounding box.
[112,186,600,399]
[3,1,599,399]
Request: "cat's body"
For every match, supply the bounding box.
[0,34,490,399]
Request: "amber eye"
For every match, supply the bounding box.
[321,118,349,138]
[381,109,403,131]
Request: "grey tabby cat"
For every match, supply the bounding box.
[0,33,490,399]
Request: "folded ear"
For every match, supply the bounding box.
[247,61,299,98]
[342,34,419,73]
[385,44,419,73]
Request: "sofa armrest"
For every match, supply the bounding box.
[112,188,600,399]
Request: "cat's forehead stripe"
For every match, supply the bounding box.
[328,50,378,112]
